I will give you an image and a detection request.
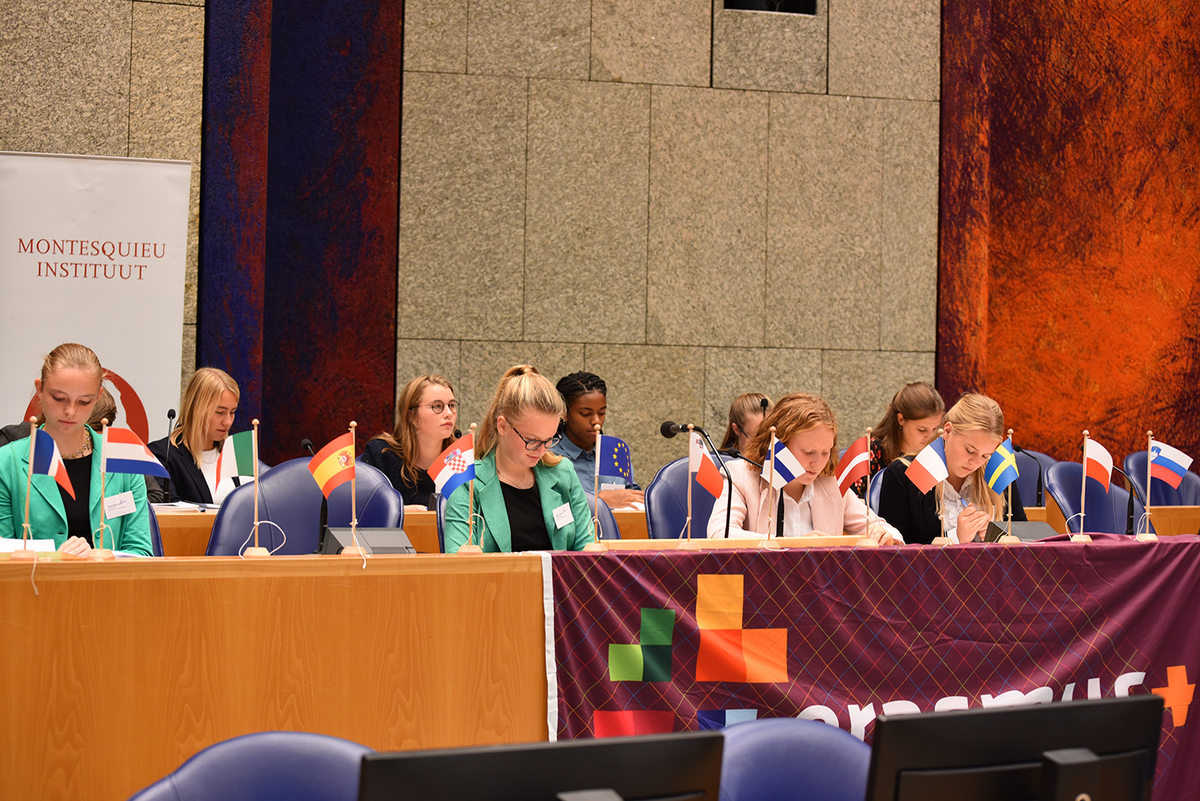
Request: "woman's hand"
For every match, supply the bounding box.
[597,488,644,510]
[955,504,991,543]
[866,522,896,546]
[58,536,92,557]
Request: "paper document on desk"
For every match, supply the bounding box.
[0,538,55,553]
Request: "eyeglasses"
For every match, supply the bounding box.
[412,401,458,415]
[511,424,561,451]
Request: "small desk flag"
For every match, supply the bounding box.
[906,438,948,495]
[31,430,75,500]
[689,432,724,499]
[104,427,171,478]
[984,438,1019,494]
[309,432,355,497]
[429,432,475,500]
[835,436,870,497]
[769,440,804,490]
[1150,439,1193,489]
[596,434,633,484]
[1084,438,1113,492]
[216,430,256,485]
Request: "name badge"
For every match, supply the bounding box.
[600,482,624,492]
[552,502,574,530]
[104,491,136,519]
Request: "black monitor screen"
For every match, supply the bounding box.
[865,696,1164,801]
[358,731,723,801]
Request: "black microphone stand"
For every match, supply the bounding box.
[1111,464,1143,536]
[302,438,329,551]
[661,421,736,540]
[162,409,176,501]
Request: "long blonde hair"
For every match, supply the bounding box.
[938,392,1005,520]
[743,393,838,477]
[35,343,105,425]
[170,368,240,465]
[373,374,457,485]
[477,365,565,467]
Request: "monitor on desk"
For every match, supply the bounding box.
[358,731,723,801]
[865,695,1163,801]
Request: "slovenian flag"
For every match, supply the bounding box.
[308,432,355,497]
[428,432,475,500]
[1083,438,1113,492]
[906,437,948,495]
[216,430,256,485]
[30,428,75,500]
[835,435,870,497]
[689,432,724,499]
[596,434,633,484]
[103,426,171,478]
[984,437,1019,494]
[1150,439,1193,489]
[768,439,804,490]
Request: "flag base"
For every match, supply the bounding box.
[582,541,608,553]
[997,534,1022,544]
[242,546,271,558]
[677,539,709,550]
[457,544,483,554]
[9,548,37,561]
[854,537,880,548]
[85,548,115,561]
[931,536,953,546]
[1069,533,1092,543]
[760,537,784,550]
[1135,532,1158,543]
[338,546,368,557]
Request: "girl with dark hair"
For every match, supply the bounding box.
[719,392,772,457]
[851,382,945,497]
[550,371,643,509]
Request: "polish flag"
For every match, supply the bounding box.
[1083,438,1113,492]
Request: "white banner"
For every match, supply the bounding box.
[0,152,190,443]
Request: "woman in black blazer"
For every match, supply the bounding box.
[149,368,240,504]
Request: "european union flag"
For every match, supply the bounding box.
[985,438,1019,493]
[596,434,633,483]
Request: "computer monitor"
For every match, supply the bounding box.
[358,731,723,801]
[865,695,1164,801]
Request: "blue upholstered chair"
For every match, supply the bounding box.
[1124,450,1200,507]
[128,731,371,801]
[645,455,735,539]
[1014,449,1057,507]
[1045,462,1153,536]
[866,473,883,514]
[719,718,871,801]
[147,504,163,557]
[206,459,402,555]
[432,489,618,552]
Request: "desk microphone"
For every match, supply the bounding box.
[301,438,316,457]
[301,437,327,551]
[162,409,176,501]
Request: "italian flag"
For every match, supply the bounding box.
[216,430,256,485]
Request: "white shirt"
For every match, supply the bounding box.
[779,483,816,537]
[942,481,969,537]
[199,447,236,504]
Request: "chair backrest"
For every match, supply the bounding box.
[1045,462,1152,535]
[330,462,403,529]
[867,472,882,514]
[128,731,371,801]
[148,504,163,557]
[207,458,323,555]
[585,491,621,540]
[1014,449,1056,507]
[1124,450,1200,506]
[645,455,734,539]
[719,718,871,801]
[435,492,447,553]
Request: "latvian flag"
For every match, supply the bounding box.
[1149,439,1193,489]
[905,437,948,495]
[428,432,475,500]
[31,428,75,499]
[103,427,170,478]
[1083,438,1113,492]
[835,435,870,497]
[768,439,804,490]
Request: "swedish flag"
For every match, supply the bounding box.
[985,438,1019,493]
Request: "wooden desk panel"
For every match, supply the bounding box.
[0,556,547,800]
[1147,505,1200,537]
[154,507,217,556]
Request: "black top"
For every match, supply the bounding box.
[61,453,94,544]
[501,480,552,552]
[878,458,1027,545]
[360,438,437,508]
[148,438,211,503]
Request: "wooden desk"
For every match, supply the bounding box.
[403,509,652,552]
[153,507,217,556]
[0,555,547,800]
[1147,505,1200,537]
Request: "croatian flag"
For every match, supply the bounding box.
[906,437,948,495]
[103,427,170,478]
[429,432,475,500]
[31,429,75,499]
[1083,438,1113,492]
[835,435,870,497]
[768,439,804,490]
[1150,439,1193,489]
[689,432,724,499]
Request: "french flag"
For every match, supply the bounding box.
[103,427,170,478]
[905,438,948,495]
[1150,439,1193,489]
[31,430,75,500]
[1083,438,1113,492]
[428,432,475,501]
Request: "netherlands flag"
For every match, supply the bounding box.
[103,427,170,478]
[1150,439,1193,489]
[428,432,475,501]
[31,429,75,500]
[768,439,804,490]
[835,435,870,497]
[1083,438,1113,492]
[905,437,948,495]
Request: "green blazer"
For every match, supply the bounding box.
[0,426,152,555]
[444,450,593,554]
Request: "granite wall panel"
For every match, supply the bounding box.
[403,0,466,73]
[591,0,711,86]
[468,0,589,78]
[712,1,827,94]
[828,0,939,101]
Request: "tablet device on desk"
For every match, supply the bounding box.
[985,521,1059,542]
[320,527,415,555]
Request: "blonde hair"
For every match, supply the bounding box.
[477,365,566,467]
[937,392,1005,521]
[373,374,457,486]
[719,393,772,451]
[36,343,105,425]
[871,382,945,464]
[170,368,240,465]
[743,393,838,478]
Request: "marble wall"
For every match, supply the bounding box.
[0,0,205,390]
[399,0,940,483]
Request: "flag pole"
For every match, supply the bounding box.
[243,419,270,557]
[12,417,39,561]
[686,425,695,541]
[931,428,951,546]
[1073,430,1091,542]
[459,422,483,554]
[765,427,777,543]
[863,427,873,507]
[87,419,114,560]
[583,423,606,552]
[339,421,368,558]
[1138,430,1157,542]
[1006,428,1014,539]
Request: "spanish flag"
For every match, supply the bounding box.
[308,432,355,497]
